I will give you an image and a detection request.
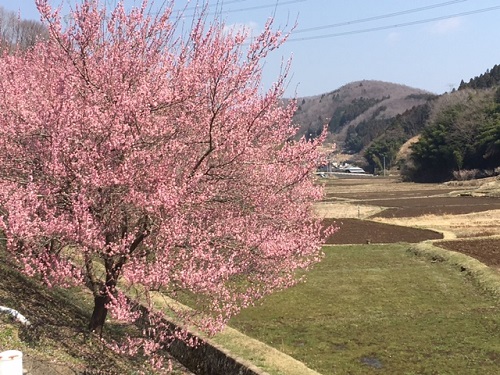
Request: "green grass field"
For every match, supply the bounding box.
[229,244,500,374]
[3,242,500,374]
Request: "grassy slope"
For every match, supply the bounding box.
[0,244,321,375]
[0,248,191,374]
[147,292,322,375]
[229,244,500,375]
[3,243,500,375]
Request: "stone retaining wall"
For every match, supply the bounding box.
[169,335,266,375]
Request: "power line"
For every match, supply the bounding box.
[167,0,305,18]
[288,5,500,42]
[203,0,306,16]
[294,0,469,34]
[175,0,251,13]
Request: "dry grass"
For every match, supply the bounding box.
[372,210,500,239]
[318,177,500,239]
[212,326,322,375]
[396,135,420,162]
[313,202,383,219]
[446,176,500,197]
[321,178,454,196]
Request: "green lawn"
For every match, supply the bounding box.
[229,244,500,374]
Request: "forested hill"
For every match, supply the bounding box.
[3,3,498,184]
[458,64,500,90]
[290,62,500,183]
[400,86,500,182]
[291,80,435,152]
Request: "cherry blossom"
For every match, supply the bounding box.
[0,0,332,370]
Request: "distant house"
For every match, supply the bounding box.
[343,166,366,173]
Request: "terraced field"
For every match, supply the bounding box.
[228,176,500,375]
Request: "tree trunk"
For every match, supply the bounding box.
[87,255,125,336]
[88,293,110,336]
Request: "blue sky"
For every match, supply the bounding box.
[2,0,500,98]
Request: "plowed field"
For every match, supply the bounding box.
[436,238,500,269]
[321,177,500,267]
[366,196,500,218]
[323,218,443,244]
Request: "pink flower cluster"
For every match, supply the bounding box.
[0,0,332,370]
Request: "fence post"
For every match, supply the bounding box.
[0,350,23,375]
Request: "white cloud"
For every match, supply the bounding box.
[429,17,462,34]
[386,32,401,44]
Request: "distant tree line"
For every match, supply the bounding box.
[0,6,47,53]
[458,64,500,90]
[364,103,432,173]
[401,88,500,182]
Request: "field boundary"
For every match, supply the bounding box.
[148,293,322,375]
[408,241,500,298]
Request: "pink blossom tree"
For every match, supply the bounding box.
[0,0,328,365]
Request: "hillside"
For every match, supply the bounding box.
[0,6,48,53]
[292,70,500,180]
[400,87,500,182]
[0,247,193,374]
[292,80,435,151]
[458,64,500,90]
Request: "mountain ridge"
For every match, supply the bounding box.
[291,80,435,148]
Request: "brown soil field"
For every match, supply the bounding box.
[321,177,500,218]
[325,188,461,200]
[319,176,500,267]
[366,196,500,218]
[323,218,443,244]
[436,238,500,269]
